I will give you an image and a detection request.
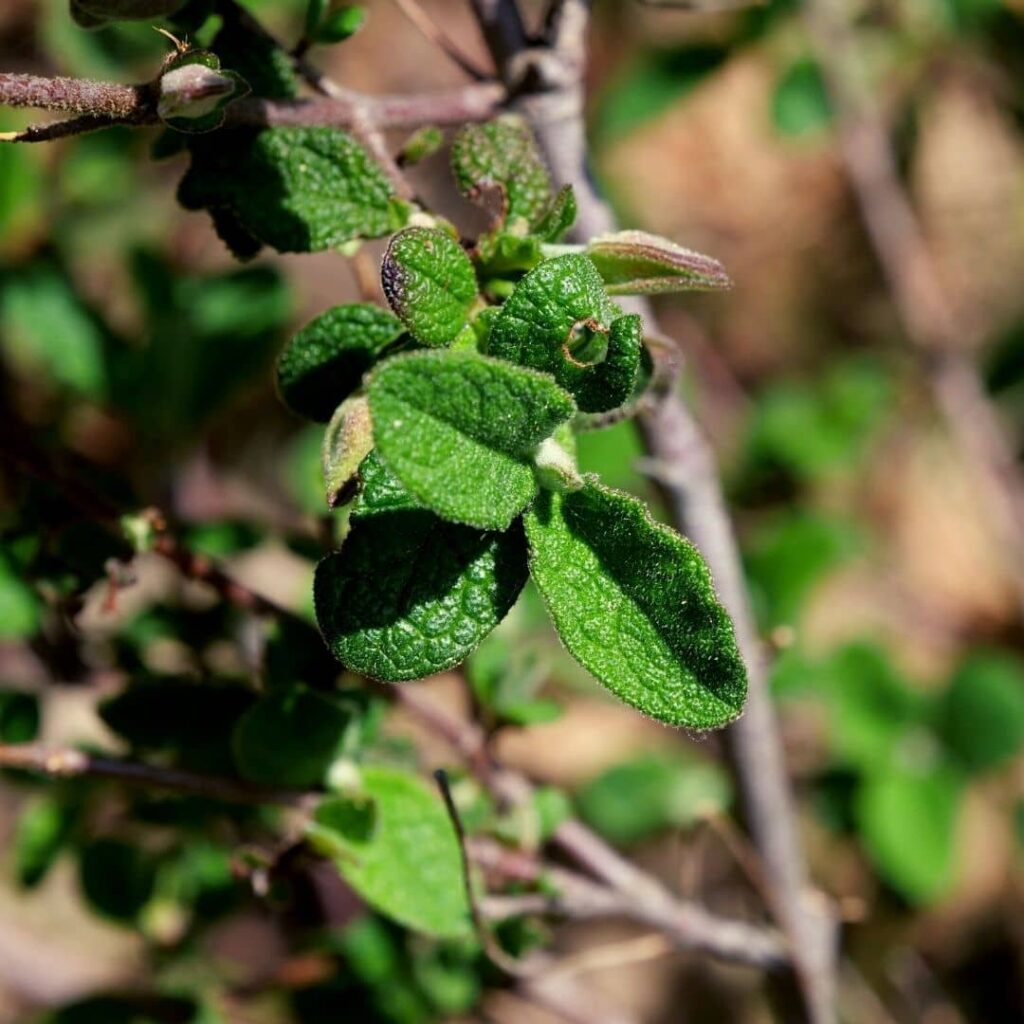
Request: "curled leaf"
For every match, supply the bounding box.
[322,395,374,508]
[586,230,731,295]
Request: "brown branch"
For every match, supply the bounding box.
[471,2,838,1020]
[393,0,493,81]
[0,742,306,806]
[0,72,150,117]
[805,0,1024,619]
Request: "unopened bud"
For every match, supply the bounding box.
[158,62,237,122]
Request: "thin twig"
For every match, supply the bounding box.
[805,0,1024,619]
[393,0,493,80]
[0,742,306,806]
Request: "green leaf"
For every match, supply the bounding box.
[314,5,366,43]
[322,395,375,508]
[524,481,747,729]
[15,796,76,889]
[179,127,408,256]
[232,685,351,788]
[78,838,156,922]
[398,126,444,167]
[368,351,576,529]
[0,555,40,640]
[488,254,642,413]
[353,448,422,517]
[381,228,477,347]
[940,651,1024,773]
[0,688,40,743]
[211,9,299,100]
[586,230,731,295]
[314,509,529,681]
[534,185,577,243]
[451,117,553,229]
[577,754,731,845]
[856,767,962,904]
[771,58,833,138]
[310,765,470,937]
[277,303,404,422]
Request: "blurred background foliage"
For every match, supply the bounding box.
[2,0,1024,1021]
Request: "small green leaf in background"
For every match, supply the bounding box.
[78,838,157,923]
[0,555,41,640]
[489,254,642,413]
[179,127,408,256]
[322,395,375,508]
[586,231,731,295]
[856,767,962,904]
[397,126,444,167]
[381,228,478,347]
[0,688,40,742]
[310,765,471,937]
[278,303,404,423]
[451,117,553,230]
[577,753,731,845]
[313,4,366,43]
[744,511,861,627]
[232,685,351,788]
[467,632,560,727]
[368,351,576,529]
[15,796,76,889]
[771,58,833,138]
[525,481,747,729]
[314,509,529,681]
[940,650,1024,774]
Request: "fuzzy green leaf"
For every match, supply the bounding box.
[381,227,477,347]
[179,127,408,256]
[368,351,576,529]
[277,304,404,422]
[232,685,351,788]
[322,395,375,508]
[524,481,747,729]
[353,449,421,517]
[450,117,553,229]
[534,184,578,242]
[586,230,731,295]
[314,507,528,681]
[309,765,470,937]
[489,254,642,413]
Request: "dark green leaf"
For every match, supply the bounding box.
[15,796,77,889]
[314,511,528,681]
[368,351,576,529]
[309,765,470,937]
[856,768,962,904]
[381,228,478,347]
[488,254,642,413]
[940,651,1024,773]
[524,481,747,729]
[277,303,404,422]
[0,688,40,743]
[586,230,730,294]
[314,5,366,43]
[78,838,156,922]
[179,127,408,256]
[232,685,351,788]
[450,117,552,229]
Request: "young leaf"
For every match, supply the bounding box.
[314,4,366,43]
[534,184,578,242]
[586,231,731,295]
[309,765,471,937]
[856,768,962,904]
[450,117,553,229]
[353,448,421,517]
[322,395,375,508]
[368,351,576,529]
[524,481,747,729]
[381,228,477,347]
[277,304,404,422]
[488,254,642,413]
[232,685,351,788]
[179,127,408,256]
[314,510,528,681]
